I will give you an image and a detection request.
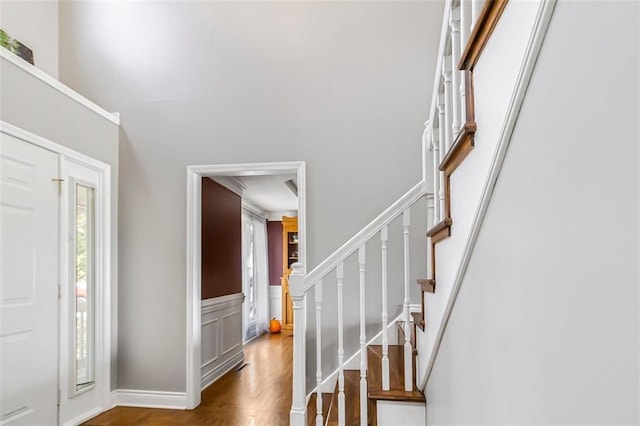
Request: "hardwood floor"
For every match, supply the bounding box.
[84,333,293,425]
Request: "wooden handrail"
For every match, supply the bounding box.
[459,0,510,71]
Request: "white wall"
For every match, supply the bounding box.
[0,0,59,78]
[58,1,443,393]
[426,1,639,423]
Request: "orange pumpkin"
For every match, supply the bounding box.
[269,318,281,334]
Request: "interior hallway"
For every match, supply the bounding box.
[84,333,292,425]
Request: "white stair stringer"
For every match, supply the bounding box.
[417,0,557,390]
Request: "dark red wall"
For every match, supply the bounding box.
[267,221,283,285]
[201,178,242,299]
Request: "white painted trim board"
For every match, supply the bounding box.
[110,390,187,410]
[186,161,306,409]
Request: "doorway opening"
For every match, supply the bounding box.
[185,162,306,409]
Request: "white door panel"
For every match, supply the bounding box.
[1,134,59,425]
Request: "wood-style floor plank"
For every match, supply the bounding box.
[83,333,293,425]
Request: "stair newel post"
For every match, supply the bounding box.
[450,5,462,140]
[437,91,447,218]
[336,262,346,426]
[314,280,323,426]
[358,246,368,426]
[402,209,413,392]
[443,57,454,153]
[289,263,307,426]
[380,225,390,391]
[431,123,441,224]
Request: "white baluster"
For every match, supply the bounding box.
[431,123,441,224]
[471,0,483,28]
[289,263,307,426]
[380,226,390,391]
[450,6,462,140]
[443,56,453,152]
[426,197,435,280]
[336,263,346,426]
[402,210,413,392]
[460,0,471,115]
[358,246,368,426]
[315,280,323,426]
[437,91,447,218]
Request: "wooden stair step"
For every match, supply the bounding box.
[417,278,436,293]
[326,370,360,426]
[366,345,425,403]
[427,218,452,243]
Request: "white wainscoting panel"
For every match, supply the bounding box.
[201,293,244,390]
[269,285,282,321]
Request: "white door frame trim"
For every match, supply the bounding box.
[185,161,306,409]
[0,120,113,421]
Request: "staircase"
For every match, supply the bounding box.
[306,338,424,426]
[289,0,555,423]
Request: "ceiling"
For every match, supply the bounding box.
[237,174,298,213]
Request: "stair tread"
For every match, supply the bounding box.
[326,369,360,425]
[417,278,436,293]
[306,392,332,426]
[367,345,425,402]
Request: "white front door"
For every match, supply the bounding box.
[1,133,59,425]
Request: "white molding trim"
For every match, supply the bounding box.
[211,176,246,197]
[62,406,105,426]
[110,390,187,410]
[0,120,113,422]
[269,285,282,320]
[201,351,244,391]
[242,199,266,219]
[201,293,244,314]
[420,0,557,390]
[0,50,120,125]
[186,161,306,409]
[304,181,427,291]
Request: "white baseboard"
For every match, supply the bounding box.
[201,351,244,391]
[111,389,188,410]
[63,406,106,426]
